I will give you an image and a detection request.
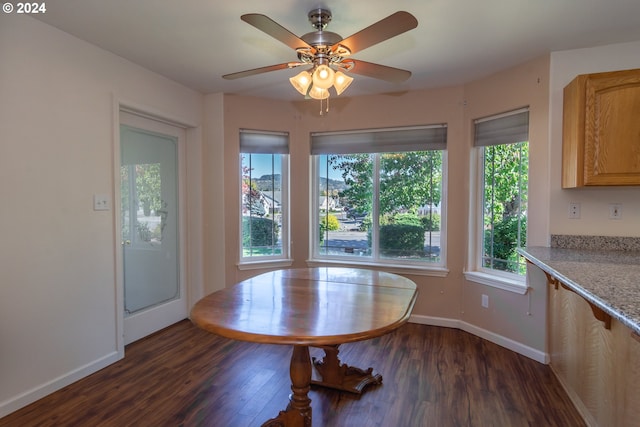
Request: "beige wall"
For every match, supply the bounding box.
[0,16,204,416]
[221,95,301,286]
[201,93,226,297]
[219,56,551,360]
[460,56,551,356]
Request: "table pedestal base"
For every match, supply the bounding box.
[311,344,382,394]
[262,407,311,427]
[262,345,312,427]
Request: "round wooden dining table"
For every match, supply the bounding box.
[190,267,418,427]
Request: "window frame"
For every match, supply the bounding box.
[308,125,449,277]
[465,108,529,294]
[238,129,292,270]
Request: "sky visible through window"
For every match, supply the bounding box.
[249,154,343,181]
[245,155,272,177]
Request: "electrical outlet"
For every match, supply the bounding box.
[568,202,580,219]
[609,203,622,219]
[481,294,489,308]
[93,194,110,211]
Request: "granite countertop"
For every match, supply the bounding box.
[519,245,640,335]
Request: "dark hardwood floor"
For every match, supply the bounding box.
[0,321,586,427]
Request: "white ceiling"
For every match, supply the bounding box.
[35,0,640,100]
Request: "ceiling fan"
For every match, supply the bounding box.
[223,9,418,100]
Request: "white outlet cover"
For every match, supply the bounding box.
[93,194,111,211]
[609,203,622,219]
[568,202,580,219]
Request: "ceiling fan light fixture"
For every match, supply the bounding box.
[308,85,330,100]
[333,71,353,95]
[229,9,418,114]
[312,64,335,90]
[289,70,312,95]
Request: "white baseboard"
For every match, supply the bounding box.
[409,314,549,364]
[0,351,121,418]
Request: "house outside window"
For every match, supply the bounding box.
[310,125,448,275]
[467,108,529,293]
[239,130,290,267]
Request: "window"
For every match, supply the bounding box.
[239,130,290,267]
[467,108,529,292]
[310,125,447,274]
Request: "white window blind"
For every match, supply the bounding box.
[474,108,529,147]
[311,124,447,155]
[240,129,289,154]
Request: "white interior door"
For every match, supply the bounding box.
[120,111,187,345]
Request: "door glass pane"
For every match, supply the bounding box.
[121,125,179,314]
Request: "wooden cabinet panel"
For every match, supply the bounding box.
[623,332,640,427]
[562,68,640,187]
[548,280,640,427]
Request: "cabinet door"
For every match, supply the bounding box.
[584,70,640,185]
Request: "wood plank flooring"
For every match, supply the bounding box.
[0,321,586,427]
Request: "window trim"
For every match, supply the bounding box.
[238,258,293,271]
[463,270,528,295]
[306,258,450,277]
[308,127,448,275]
[467,108,529,294]
[238,130,291,268]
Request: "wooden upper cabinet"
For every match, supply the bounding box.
[562,68,640,187]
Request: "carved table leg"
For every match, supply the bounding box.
[262,345,312,427]
[311,344,382,394]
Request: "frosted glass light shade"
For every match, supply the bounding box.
[312,64,335,90]
[289,71,312,95]
[333,71,353,95]
[308,86,330,100]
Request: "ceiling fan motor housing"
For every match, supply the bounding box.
[302,9,343,49]
[299,8,347,68]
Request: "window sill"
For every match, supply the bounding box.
[306,258,449,277]
[238,258,293,271]
[464,270,529,295]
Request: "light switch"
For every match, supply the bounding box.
[93,194,110,211]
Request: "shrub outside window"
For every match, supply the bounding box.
[239,130,289,265]
[310,125,447,273]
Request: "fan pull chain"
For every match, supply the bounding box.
[319,97,330,116]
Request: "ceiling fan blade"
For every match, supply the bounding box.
[223,63,294,80]
[241,14,314,52]
[347,59,411,83]
[335,11,418,55]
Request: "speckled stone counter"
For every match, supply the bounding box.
[519,246,640,335]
